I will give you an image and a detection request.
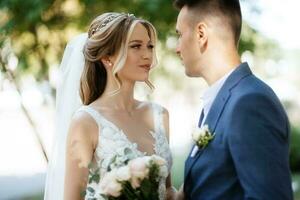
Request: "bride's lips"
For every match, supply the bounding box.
[139,64,151,71]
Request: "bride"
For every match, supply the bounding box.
[44,12,175,200]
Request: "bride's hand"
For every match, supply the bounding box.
[166,186,177,200]
[174,184,185,200]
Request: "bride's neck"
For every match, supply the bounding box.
[98,80,136,111]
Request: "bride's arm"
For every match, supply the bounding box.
[175,184,185,200]
[64,112,98,200]
[161,108,176,200]
[166,176,176,200]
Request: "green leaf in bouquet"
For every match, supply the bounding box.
[140,179,152,198]
[88,163,93,169]
[80,190,86,198]
[108,155,117,171]
[123,147,136,160]
[148,162,160,183]
[100,194,110,200]
[91,173,100,183]
[87,161,101,184]
[87,186,95,194]
[88,168,100,184]
[122,181,139,200]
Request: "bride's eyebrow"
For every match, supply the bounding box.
[129,40,143,44]
[129,40,152,44]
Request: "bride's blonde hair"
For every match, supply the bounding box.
[80,12,157,105]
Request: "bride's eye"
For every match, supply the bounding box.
[148,44,154,49]
[130,44,141,49]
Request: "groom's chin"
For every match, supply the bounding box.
[185,70,200,77]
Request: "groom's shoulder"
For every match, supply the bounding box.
[233,73,277,98]
[228,74,282,110]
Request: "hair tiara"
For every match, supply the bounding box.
[91,13,135,35]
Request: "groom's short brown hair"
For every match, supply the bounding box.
[174,0,242,45]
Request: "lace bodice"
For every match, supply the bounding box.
[76,102,172,200]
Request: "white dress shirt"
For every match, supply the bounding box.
[190,69,234,157]
[200,69,234,127]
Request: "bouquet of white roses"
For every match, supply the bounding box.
[100,155,168,200]
[85,147,168,200]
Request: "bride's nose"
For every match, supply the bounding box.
[141,50,151,60]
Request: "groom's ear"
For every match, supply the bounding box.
[195,22,208,46]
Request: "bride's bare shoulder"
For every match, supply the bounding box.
[65,111,98,169]
[71,111,98,129]
[67,111,99,148]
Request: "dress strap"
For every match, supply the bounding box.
[76,106,104,126]
[152,103,165,134]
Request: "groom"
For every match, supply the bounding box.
[174,0,293,199]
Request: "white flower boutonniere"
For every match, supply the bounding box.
[192,124,215,149]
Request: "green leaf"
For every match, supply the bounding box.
[80,190,86,198]
[92,174,100,183]
[87,186,95,194]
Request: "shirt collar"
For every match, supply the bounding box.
[201,69,234,115]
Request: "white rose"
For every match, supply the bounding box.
[192,128,201,141]
[100,170,122,197]
[129,157,150,179]
[142,156,152,164]
[105,180,122,197]
[203,125,209,133]
[192,127,207,141]
[116,166,131,181]
[199,129,206,137]
[151,155,167,166]
[99,171,114,189]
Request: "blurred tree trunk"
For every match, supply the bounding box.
[0,58,48,163]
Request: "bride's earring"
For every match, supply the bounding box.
[104,58,113,67]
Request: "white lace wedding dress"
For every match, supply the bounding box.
[75,102,173,200]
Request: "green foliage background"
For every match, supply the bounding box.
[0,0,271,80]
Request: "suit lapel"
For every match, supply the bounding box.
[204,90,231,132]
[184,62,253,181]
[184,145,203,178]
[184,90,231,181]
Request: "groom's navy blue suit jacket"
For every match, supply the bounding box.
[184,63,293,200]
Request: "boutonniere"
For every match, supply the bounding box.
[192,124,215,150]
